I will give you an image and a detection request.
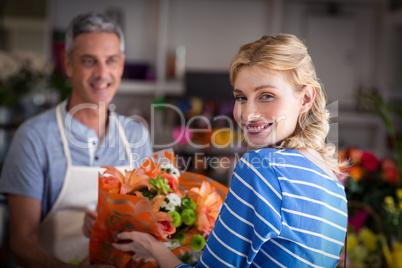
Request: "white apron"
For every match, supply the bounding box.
[38,103,132,263]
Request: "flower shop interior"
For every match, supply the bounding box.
[0,0,402,267]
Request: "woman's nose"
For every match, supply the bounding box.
[241,103,260,122]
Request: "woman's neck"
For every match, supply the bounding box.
[297,148,337,180]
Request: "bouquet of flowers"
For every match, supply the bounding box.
[89,149,228,267]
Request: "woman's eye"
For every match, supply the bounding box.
[261,94,273,100]
[235,96,247,102]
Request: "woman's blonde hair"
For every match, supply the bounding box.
[230,34,340,174]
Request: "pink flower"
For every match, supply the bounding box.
[382,158,399,185]
[98,173,121,193]
[361,151,381,172]
[160,173,178,192]
[349,148,363,164]
[349,210,370,233]
[158,220,176,236]
[151,195,176,237]
[101,166,151,194]
[190,182,223,235]
[195,206,215,235]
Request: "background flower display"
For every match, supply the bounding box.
[0,50,53,107]
[339,147,402,268]
[345,227,386,268]
[337,91,402,268]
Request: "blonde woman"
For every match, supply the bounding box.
[112,34,347,268]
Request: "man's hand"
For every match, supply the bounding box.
[82,209,97,238]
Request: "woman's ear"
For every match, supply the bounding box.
[300,85,316,114]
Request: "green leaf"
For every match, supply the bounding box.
[149,175,173,195]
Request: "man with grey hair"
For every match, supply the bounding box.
[0,12,152,267]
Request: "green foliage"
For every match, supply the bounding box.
[149,175,173,195]
[49,70,71,101]
[181,209,196,226]
[174,231,186,244]
[168,211,182,228]
[137,188,155,200]
[181,197,197,210]
[176,250,203,266]
[190,234,206,251]
[359,91,402,186]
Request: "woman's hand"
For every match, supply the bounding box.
[112,231,157,263]
[82,209,97,238]
[112,231,184,268]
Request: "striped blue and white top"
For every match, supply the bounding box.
[178,148,347,268]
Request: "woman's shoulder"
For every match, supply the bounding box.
[236,148,295,174]
[241,148,302,163]
[296,148,338,181]
[240,148,335,178]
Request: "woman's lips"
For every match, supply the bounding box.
[244,122,273,134]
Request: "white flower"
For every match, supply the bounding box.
[165,202,176,212]
[0,52,20,82]
[161,200,176,211]
[167,193,181,206]
[0,50,53,82]
[0,50,54,106]
[11,50,53,77]
[160,162,180,182]
[161,201,168,209]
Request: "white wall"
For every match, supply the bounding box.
[167,0,271,71]
[50,0,274,71]
[50,0,381,96]
[50,0,156,63]
[281,2,380,106]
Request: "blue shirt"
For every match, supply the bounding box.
[0,100,152,220]
[178,148,347,268]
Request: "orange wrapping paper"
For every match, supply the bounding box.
[89,152,228,268]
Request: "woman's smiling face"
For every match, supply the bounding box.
[233,66,303,147]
